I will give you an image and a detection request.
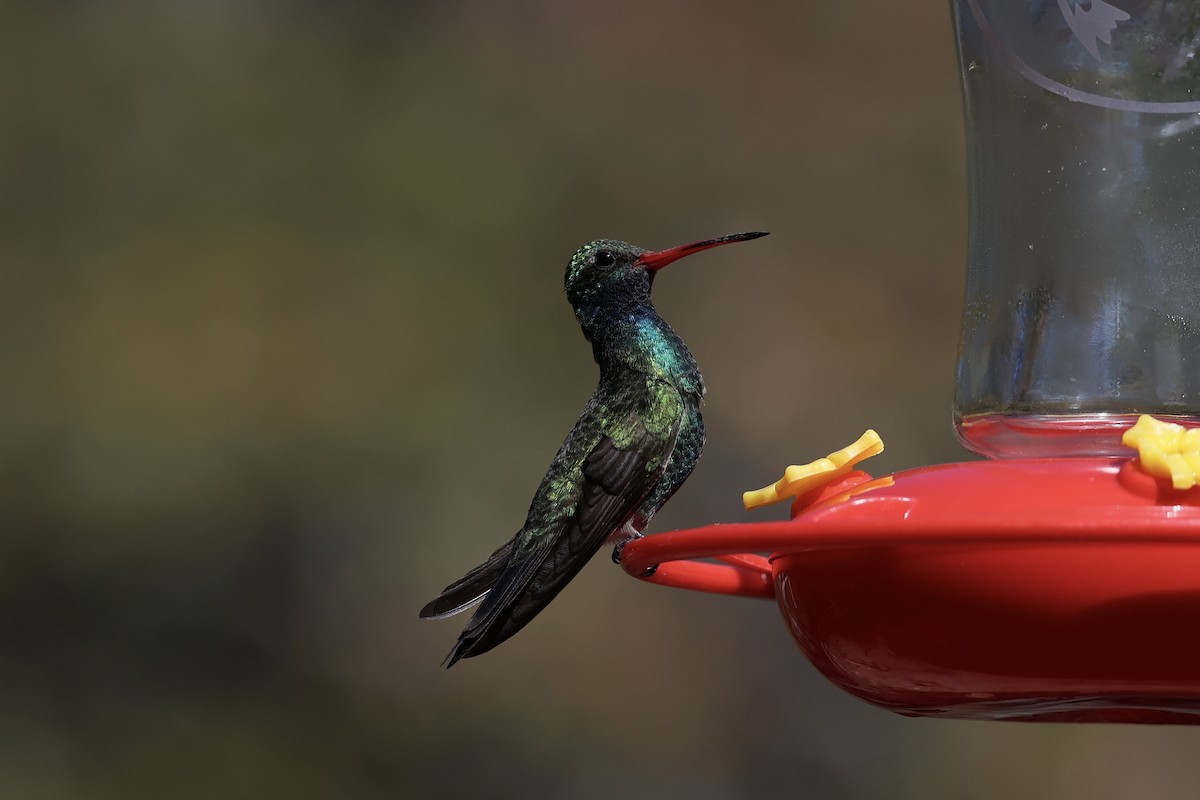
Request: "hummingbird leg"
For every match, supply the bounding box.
[610,529,642,564]
[610,522,656,576]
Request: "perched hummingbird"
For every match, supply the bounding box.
[420,231,768,666]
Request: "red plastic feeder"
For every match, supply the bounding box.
[619,458,1200,723]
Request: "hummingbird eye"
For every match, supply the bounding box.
[594,250,615,267]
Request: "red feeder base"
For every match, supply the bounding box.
[619,458,1200,723]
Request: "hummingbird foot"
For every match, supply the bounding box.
[611,527,656,577]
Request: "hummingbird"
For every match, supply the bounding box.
[420,231,768,666]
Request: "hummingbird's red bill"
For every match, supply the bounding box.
[636,231,769,272]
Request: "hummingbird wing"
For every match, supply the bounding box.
[417,413,664,625]
[442,385,683,666]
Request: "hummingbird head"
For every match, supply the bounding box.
[564,239,649,313]
[564,232,768,319]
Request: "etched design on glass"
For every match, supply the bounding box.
[1056,0,1130,61]
[967,0,1200,114]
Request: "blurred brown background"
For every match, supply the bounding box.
[5,2,1200,798]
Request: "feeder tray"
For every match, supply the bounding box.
[619,456,1200,724]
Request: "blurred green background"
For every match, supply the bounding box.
[5,1,1200,798]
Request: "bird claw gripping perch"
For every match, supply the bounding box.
[1123,415,1200,491]
[612,531,656,576]
[742,430,885,511]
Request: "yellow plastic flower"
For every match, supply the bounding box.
[1122,415,1200,490]
[743,430,884,510]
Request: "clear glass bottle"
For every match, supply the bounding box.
[951,0,1200,458]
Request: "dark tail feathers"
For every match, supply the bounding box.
[419,540,515,620]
